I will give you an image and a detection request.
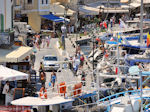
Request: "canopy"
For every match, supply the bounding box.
[128,59,150,66]
[120,0,129,3]
[79,6,99,15]
[121,44,147,49]
[50,3,75,16]
[41,14,64,22]
[11,96,74,106]
[0,46,33,63]
[0,65,28,81]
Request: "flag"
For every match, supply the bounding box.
[118,33,122,43]
[147,32,150,47]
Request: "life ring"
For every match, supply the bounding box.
[58,82,66,96]
[39,87,47,99]
[73,83,82,96]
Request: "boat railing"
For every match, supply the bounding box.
[98,89,150,106]
[46,81,97,99]
[145,103,150,110]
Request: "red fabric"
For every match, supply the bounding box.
[100,23,103,27]
[96,38,100,42]
[80,56,84,61]
[115,68,118,74]
[103,22,107,28]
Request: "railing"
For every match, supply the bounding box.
[46,81,97,99]
[98,89,150,106]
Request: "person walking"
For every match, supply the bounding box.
[73,55,80,75]
[41,36,46,48]
[80,54,84,68]
[40,71,46,86]
[30,52,36,66]
[51,71,56,90]
[39,62,44,74]
[2,81,9,105]
[46,36,50,48]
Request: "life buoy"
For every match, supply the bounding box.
[39,87,47,99]
[58,82,66,96]
[73,83,82,96]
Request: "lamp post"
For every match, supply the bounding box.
[75,1,79,42]
[61,6,68,50]
[61,24,67,50]
[92,29,96,82]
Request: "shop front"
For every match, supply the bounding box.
[0,65,29,106]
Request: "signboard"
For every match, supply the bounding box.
[13,88,25,100]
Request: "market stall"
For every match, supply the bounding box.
[0,65,29,105]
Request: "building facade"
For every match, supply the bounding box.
[13,0,51,32]
[0,0,13,31]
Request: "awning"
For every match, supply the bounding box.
[0,65,28,81]
[0,46,33,63]
[129,3,141,8]
[120,0,129,3]
[103,9,129,13]
[79,6,129,15]
[41,13,64,22]
[11,96,74,106]
[79,6,99,15]
[50,3,75,16]
[137,0,150,3]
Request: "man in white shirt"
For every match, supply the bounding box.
[2,81,9,105]
[73,55,80,75]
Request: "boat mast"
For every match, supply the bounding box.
[140,0,144,111]
[140,0,144,46]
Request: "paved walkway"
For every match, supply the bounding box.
[65,35,95,93]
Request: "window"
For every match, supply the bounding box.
[42,0,44,4]
[46,0,48,4]
[28,0,32,4]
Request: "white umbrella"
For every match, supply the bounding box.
[0,65,28,81]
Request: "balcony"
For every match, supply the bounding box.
[0,30,14,48]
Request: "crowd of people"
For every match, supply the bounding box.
[27,34,51,51]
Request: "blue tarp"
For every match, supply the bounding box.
[41,14,64,22]
[121,44,147,49]
[125,35,147,41]
[129,59,150,66]
[106,41,118,45]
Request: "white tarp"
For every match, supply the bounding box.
[137,0,150,3]
[50,3,75,16]
[129,3,141,8]
[11,96,74,106]
[0,65,28,81]
[79,6,99,15]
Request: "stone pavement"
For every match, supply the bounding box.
[65,35,95,92]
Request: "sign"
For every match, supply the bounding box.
[13,88,25,100]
